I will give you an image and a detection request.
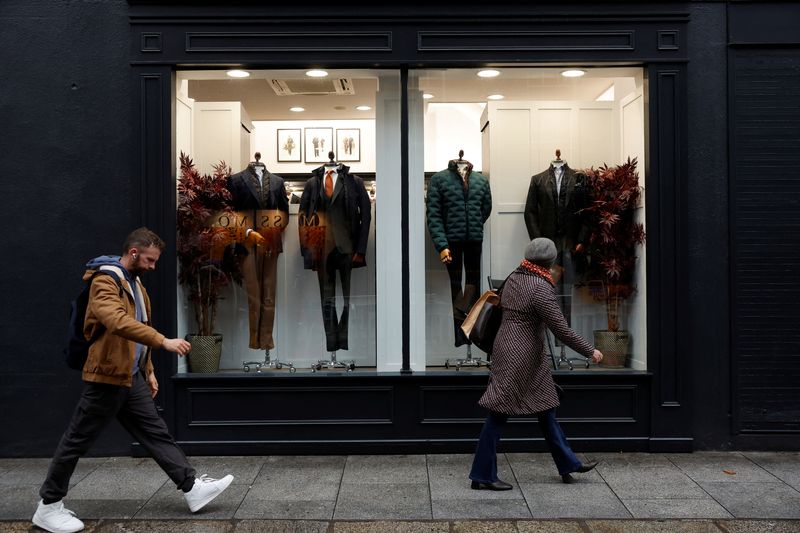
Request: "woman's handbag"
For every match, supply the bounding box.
[460,277,509,353]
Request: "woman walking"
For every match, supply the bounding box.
[469,237,603,490]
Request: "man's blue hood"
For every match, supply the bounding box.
[86,255,123,269]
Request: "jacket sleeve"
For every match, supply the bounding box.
[523,175,540,240]
[426,176,449,252]
[88,275,165,349]
[354,177,372,257]
[298,177,316,269]
[481,180,492,223]
[274,176,290,213]
[532,280,594,358]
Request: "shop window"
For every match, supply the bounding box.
[175,69,402,373]
[408,67,648,372]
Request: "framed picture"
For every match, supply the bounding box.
[304,127,334,163]
[336,128,361,162]
[277,129,301,162]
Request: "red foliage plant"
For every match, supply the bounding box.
[580,157,646,331]
[176,152,238,336]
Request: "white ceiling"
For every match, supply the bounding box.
[181,67,642,121]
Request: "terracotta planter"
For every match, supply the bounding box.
[185,334,223,373]
[593,330,630,368]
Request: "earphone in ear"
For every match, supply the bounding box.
[132,253,137,259]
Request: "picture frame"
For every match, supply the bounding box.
[277,128,301,162]
[336,128,361,162]
[304,127,334,163]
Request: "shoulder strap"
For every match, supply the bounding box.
[90,268,124,296]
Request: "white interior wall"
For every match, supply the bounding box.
[424,103,486,172]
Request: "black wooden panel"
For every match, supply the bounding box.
[729,3,800,46]
[417,31,634,51]
[185,32,392,52]
[186,386,394,425]
[731,49,800,433]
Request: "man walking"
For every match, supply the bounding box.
[33,227,233,533]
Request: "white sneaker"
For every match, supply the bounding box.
[183,473,234,513]
[32,499,84,533]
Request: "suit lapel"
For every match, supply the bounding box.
[330,172,344,203]
[243,168,261,204]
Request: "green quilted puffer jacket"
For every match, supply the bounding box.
[426,161,492,252]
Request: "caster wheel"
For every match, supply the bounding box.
[455,366,461,371]
[289,366,296,373]
[276,363,282,370]
[313,364,322,371]
[243,365,250,372]
[347,363,355,371]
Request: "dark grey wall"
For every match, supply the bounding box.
[0,0,137,456]
[686,3,731,449]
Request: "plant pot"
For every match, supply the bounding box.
[185,334,223,373]
[593,330,630,368]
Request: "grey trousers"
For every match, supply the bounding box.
[39,371,195,503]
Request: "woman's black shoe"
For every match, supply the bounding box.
[576,461,599,473]
[470,479,513,491]
[561,473,575,484]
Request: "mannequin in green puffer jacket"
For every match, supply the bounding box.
[427,156,492,346]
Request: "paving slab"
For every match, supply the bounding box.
[591,453,675,468]
[743,452,800,491]
[63,499,149,519]
[334,482,432,520]
[234,498,335,520]
[716,519,800,532]
[186,456,266,485]
[507,453,603,484]
[668,452,780,483]
[341,454,428,484]
[451,520,519,532]
[0,484,40,520]
[0,456,107,487]
[516,520,585,532]
[621,497,734,519]
[68,459,169,500]
[93,519,234,532]
[233,520,328,532]
[246,470,341,501]
[432,498,532,519]
[428,455,521,501]
[599,465,708,499]
[333,521,449,532]
[699,482,800,519]
[519,482,631,519]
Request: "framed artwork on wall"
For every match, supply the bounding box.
[304,127,334,163]
[336,128,361,162]
[277,128,301,162]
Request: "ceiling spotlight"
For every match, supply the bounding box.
[226,69,250,78]
[561,69,586,78]
[305,69,329,78]
[423,93,434,99]
[289,107,305,112]
[477,69,501,78]
[355,105,372,111]
[487,94,505,100]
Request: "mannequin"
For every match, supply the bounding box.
[523,149,588,365]
[299,152,371,363]
[427,150,492,348]
[225,152,290,362]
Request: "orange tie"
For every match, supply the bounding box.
[325,170,334,198]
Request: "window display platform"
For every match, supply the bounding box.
[162,370,670,456]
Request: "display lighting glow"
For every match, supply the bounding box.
[487,94,505,100]
[477,69,501,78]
[561,69,586,78]
[226,70,250,78]
[423,93,434,99]
[289,107,305,112]
[305,70,329,78]
[355,105,372,111]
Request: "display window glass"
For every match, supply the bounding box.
[408,67,648,372]
[175,69,402,373]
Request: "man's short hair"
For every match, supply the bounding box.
[122,227,165,255]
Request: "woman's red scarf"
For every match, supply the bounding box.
[520,259,555,286]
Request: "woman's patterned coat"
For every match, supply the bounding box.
[478,268,595,415]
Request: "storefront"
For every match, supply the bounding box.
[128,3,689,455]
[3,1,799,458]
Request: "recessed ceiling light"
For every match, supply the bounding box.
[487,94,505,100]
[355,105,372,111]
[306,69,328,78]
[561,69,586,78]
[477,69,501,78]
[226,69,250,78]
[289,107,305,112]
[423,93,434,99]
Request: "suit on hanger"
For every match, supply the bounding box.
[299,164,371,352]
[227,164,289,350]
[523,163,588,326]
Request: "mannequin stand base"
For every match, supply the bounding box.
[243,352,296,373]
[311,352,355,372]
[555,346,589,370]
[445,357,490,371]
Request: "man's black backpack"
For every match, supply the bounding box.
[64,269,123,370]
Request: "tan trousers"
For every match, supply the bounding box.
[242,249,279,350]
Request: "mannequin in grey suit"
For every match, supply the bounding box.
[523,154,588,332]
